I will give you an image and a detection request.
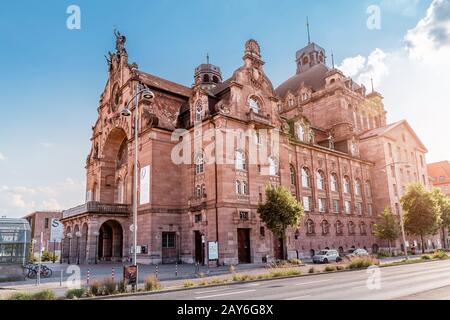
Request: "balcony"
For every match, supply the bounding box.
[62,201,131,219]
[247,111,271,126]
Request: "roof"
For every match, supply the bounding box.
[138,71,192,98]
[359,120,428,152]
[275,63,329,98]
[22,211,62,219]
[428,161,450,185]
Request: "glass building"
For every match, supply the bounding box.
[0,218,31,265]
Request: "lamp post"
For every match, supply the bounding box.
[120,79,155,266]
[60,236,65,264]
[379,161,411,258]
[93,231,99,265]
[76,232,82,265]
[67,233,73,265]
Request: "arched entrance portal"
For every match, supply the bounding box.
[98,220,123,261]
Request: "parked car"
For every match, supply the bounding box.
[312,250,342,264]
[347,248,369,258]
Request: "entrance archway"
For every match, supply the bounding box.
[98,220,123,261]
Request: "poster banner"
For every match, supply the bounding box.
[208,241,219,260]
[140,165,151,205]
[50,219,63,243]
[123,265,138,286]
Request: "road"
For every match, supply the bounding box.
[111,259,450,300]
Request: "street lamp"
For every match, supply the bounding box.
[379,161,412,258]
[93,231,100,265]
[60,235,65,264]
[67,233,73,265]
[75,232,82,265]
[120,81,155,266]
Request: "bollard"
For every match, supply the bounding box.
[112,267,115,282]
[87,269,90,286]
[155,265,159,279]
[175,262,178,277]
[60,269,63,287]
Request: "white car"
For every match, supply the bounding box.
[312,250,342,264]
[347,248,369,258]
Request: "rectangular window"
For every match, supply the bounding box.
[368,204,373,216]
[303,196,312,212]
[195,214,202,223]
[356,203,363,215]
[318,198,327,213]
[344,201,351,214]
[393,184,398,197]
[44,218,49,229]
[260,226,265,237]
[162,233,176,249]
[333,199,340,214]
[239,211,250,221]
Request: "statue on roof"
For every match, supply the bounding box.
[114,29,127,55]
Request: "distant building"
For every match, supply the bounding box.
[23,211,62,257]
[428,161,450,196]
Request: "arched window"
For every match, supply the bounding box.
[242,181,248,195]
[336,220,343,235]
[297,124,306,141]
[248,96,261,114]
[290,165,297,186]
[330,173,338,192]
[360,222,367,235]
[116,139,128,169]
[202,184,207,198]
[301,167,311,188]
[321,220,330,235]
[365,181,372,198]
[316,170,326,190]
[195,102,203,122]
[302,56,309,65]
[235,181,242,195]
[195,153,205,175]
[306,220,315,235]
[196,185,202,199]
[348,221,356,235]
[343,176,351,194]
[212,76,219,83]
[235,150,247,171]
[203,74,210,83]
[116,179,125,204]
[354,179,362,196]
[269,157,279,176]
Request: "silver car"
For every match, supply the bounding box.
[312,250,342,264]
[347,248,369,258]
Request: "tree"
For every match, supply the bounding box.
[431,188,450,249]
[401,183,441,253]
[257,185,304,260]
[373,207,401,255]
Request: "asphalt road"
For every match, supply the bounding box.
[111,259,450,300]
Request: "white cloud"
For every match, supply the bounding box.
[0,178,85,218]
[0,152,5,161]
[381,0,421,17]
[338,0,450,163]
[338,48,389,90]
[40,142,55,148]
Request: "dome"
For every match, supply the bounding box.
[275,63,329,99]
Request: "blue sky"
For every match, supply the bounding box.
[1,0,449,217]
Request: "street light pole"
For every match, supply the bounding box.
[76,232,81,265]
[93,231,99,265]
[67,233,73,265]
[120,79,155,266]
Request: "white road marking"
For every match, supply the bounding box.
[295,279,332,286]
[195,288,232,294]
[195,289,256,300]
[285,295,311,300]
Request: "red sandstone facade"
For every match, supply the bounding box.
[428,161,450,196]
[23,211,63,257]
[61,33,437,265]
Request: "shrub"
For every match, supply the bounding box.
[117,281,127,294]
[89,281,101,296]
[199,280,208,286]
[102,279,117,295]
[210,278,229,285]
[324,265,336,272]
[32,290,57,300]
[268,268,301,278]
[308,267,316,274]
[336,265,345,271]
[377,250,391,258]
[41,251,58,262]
[184,280,196,288]
[233,274,252,282]
[421,255,432,260]
[7,292,34,300]
[144,276,162,292]
[288,258,303,265]
[433,250,448,260]
[347,257,379,269]
[65,288,85,299]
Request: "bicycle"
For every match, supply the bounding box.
[24,264,53,279]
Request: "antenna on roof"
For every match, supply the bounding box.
[371,78,374,93]
[306,17,311,44]
[331,51,335,69]
[206,53,210,65]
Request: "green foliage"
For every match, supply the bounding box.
[233,274,253,282]
[373,208,400,252]
[324,265,336,272]
[144,276,162,292]
[347,257,379,269]
[7,292,34,300]
[421,254,432,260]
[89,281,101,296]
[432,250,448,260]
[336,265,345,271]
[41,250,58,262]
[308,267,316,274]
[184,280,195,288]
[65,288,85,299]
[376,250,392,258]
[102,279,117,295]
[117,281,127,294]
[268,268,302,278]
[258,185,304,259]
[401,184,441,242]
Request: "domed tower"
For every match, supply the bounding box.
[194,54,222,90]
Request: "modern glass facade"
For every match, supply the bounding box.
[0,218,31,265]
